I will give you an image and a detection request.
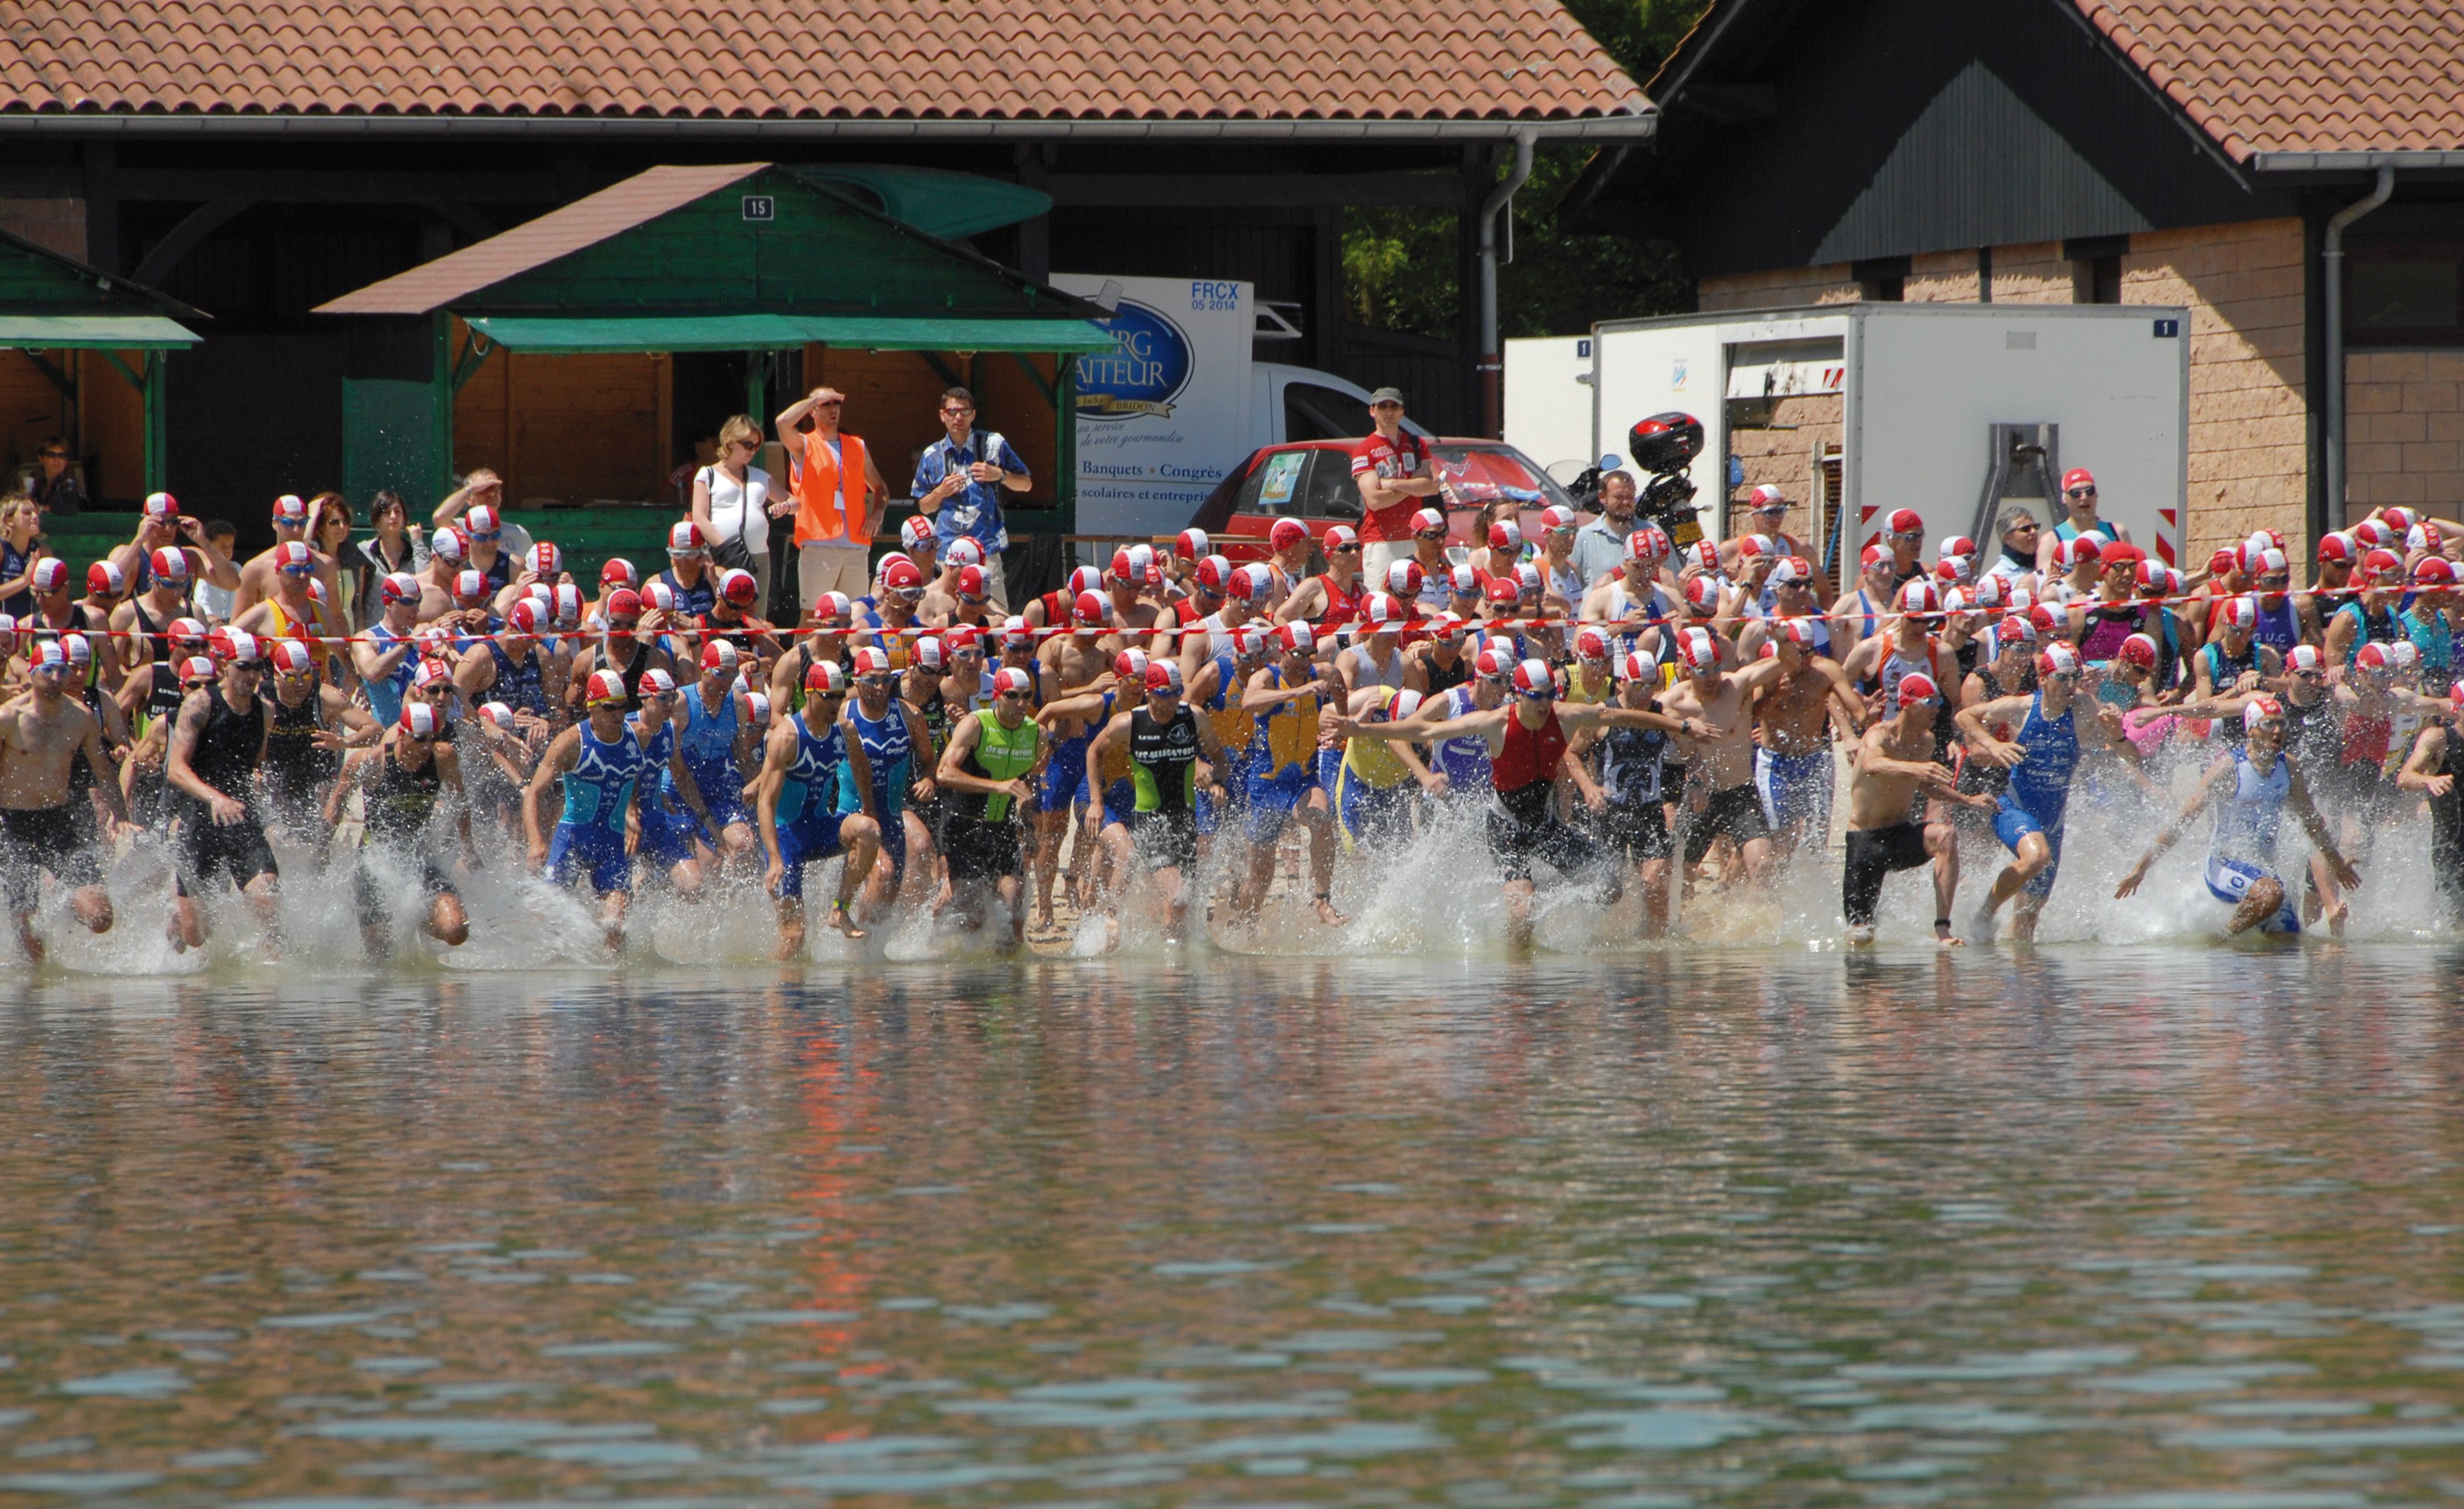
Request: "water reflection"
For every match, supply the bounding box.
[3,951,2463,1503]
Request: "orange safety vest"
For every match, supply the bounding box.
[793,431,872,549]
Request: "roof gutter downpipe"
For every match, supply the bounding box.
[2323,164,2395,533]
[1477,128,1536,438]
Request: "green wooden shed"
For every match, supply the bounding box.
[314,161,1114,531]
[1,227,205,495]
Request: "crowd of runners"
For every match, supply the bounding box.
[3,462,2462,962]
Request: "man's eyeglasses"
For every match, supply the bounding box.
[2067,487,2099,499]
[1892,529,1924,542]
[996,689,1030,702]
[889,587,924,604]
[38,449,65,461]
[941,406,975,417]
[959,592,988,605]
[857,674,894,689]
[2009,521,2040,534]
[2259,573,2291,587]
[1330,544,1361,555]
[279,566,313,579]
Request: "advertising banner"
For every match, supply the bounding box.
[1051,274,1254,539]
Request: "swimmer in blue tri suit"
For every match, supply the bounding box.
[1955,642,2147,942]
[753,659,881,957]
[525,669,653,950]
[625,666,719,898]
[2116,696,2358,937]
[669,639,765,873]
[837,644,938,910]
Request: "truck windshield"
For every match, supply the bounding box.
[1430,444,1577,511]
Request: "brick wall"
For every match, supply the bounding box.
[1905,250,1982,303]
[2345,351,2464,513]
[1987,243,2073,305]
[1698,264,1860,311]
[1727,393,1843,551]
[2121,219,2307,563]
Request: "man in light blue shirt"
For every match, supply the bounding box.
[912,385,1031,611]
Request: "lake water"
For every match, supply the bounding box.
[5,948,2464,1506]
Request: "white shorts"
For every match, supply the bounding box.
[2205,855,2300,934]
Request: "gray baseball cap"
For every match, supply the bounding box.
[1368,387,1407,406]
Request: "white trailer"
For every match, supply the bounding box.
[1502,334,1599,480]
[1579,303,2191,589]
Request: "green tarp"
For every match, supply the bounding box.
[0,314,201,349]
[463,313,1112,355]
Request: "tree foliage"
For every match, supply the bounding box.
[1341,0,1714,342]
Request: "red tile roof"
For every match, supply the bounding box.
[0,0,1645,123]
[2073,0,2464,161]
[317,164,762,315]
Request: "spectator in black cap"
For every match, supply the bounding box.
[1351,387,1441,584]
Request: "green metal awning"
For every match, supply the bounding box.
[463,313,1113,354]
[796,165,1053,240]
[0,313,203,349]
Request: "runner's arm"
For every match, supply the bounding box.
[1954,694,2033,766]
[522,726,579,860]
[839,712,878,823]
[2399,723,2453,795]
[2283,764,2358,887]
[79,711,130,828]
[2115,758,2233,896]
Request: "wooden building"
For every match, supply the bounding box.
[0,0,1650,539]
[1571,0,2464,562]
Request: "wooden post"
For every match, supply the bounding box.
[1055,353,1077,537]
[142,353,164,493]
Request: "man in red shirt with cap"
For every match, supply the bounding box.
[1351,387,1442,587]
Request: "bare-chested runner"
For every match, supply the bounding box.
[1842,671,1993,946]
[0,640,131,960]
